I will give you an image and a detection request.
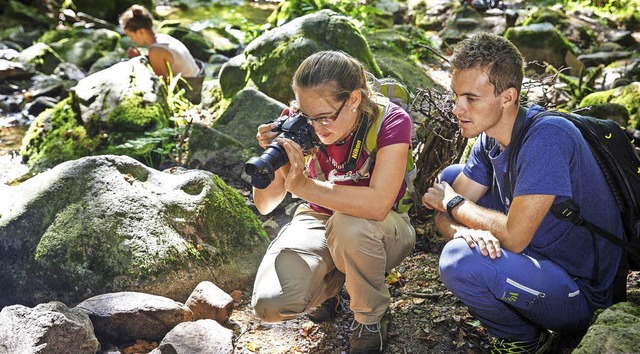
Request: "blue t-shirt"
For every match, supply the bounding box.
[463,104,624,310]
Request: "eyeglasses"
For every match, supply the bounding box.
[292,99,348,126]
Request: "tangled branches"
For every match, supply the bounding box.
[410,88,467,216]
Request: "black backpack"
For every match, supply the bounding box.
[507,108,640,302]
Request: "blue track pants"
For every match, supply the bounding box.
[437,165,593,340]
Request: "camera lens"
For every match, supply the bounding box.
[244,142,287,189]
[244,114,318,189]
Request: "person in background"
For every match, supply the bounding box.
[422,32,624,353]
[118,4,203,103]
[250,50,416,354]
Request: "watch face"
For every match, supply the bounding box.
[448,196,463,208]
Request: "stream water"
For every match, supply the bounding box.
[0,116,30,184]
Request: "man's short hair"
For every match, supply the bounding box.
[451,33,524,98]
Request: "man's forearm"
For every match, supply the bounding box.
[434,211,460,240]
[439,199,513,243]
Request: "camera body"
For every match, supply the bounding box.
[245,113,319,189]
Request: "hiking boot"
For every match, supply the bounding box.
[307,295,344,323]
[491,330,553,354]
[349,310,391,354]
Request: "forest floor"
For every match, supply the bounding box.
[219,206,640,354]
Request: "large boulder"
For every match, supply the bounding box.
[364,25,441,93]
[76,292,193,344]
[38,28,121,71]
[0,155,269,307]
[187,87,287,189]
[20,57,171,170]
[504,22,579,75]
[16,42,62,75]
[151,319,234,354]
[219,9,382,103]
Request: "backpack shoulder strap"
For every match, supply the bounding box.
[505,106,531,202]
[364,96,389,154]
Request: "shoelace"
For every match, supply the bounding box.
[350,319,383,351]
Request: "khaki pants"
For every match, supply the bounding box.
[251,204,415,325]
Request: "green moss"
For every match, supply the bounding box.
[573,302,640,354]
[107,95,170,132]
[33,203,132,278]
[517,6,568,26]
[364,26,439,93]
[198,175,268,260]
[580,82,640,128]
[20,97,97,170]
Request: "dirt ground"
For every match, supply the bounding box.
[223,207,640,354]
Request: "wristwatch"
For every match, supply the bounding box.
[446,195,465,223]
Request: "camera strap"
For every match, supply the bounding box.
[343,113,369,173]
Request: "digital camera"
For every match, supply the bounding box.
[245,113,319,189]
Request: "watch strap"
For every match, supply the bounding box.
[446,195,465,223]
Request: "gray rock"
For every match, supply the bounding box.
[70,56,169,128]
[0,58,35,81]
[0,155,269,307]
[152,319,234,354]
[577,51,632,68]
[16,42,62,75]
[0,301,99,354]
[505,22,578,74]
[185,281,234,323]
[216,87,288,153]
[76,292,193,344]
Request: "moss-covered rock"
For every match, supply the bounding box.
[16,42,63,75]
[19,97,95,170]
[516,6,568,27]
[187,87,287,188]
[219,9,382,104]
[0,155,269,307]
[573,302,640,354]
[20,57,172,170]
[504,22,578,75]
[364,25,441,93]
[38,28,121,71]
[577,103,630,127]
[160,24,216,62]
[580,82,640,129]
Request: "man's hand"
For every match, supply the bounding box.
[453,228,502,259]
[422,181,459,213]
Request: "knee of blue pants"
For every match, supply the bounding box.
[439,238,478,289]
[438,164,464,185]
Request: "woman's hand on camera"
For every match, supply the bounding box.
[278,137,308,192]
[256,122,279,149]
